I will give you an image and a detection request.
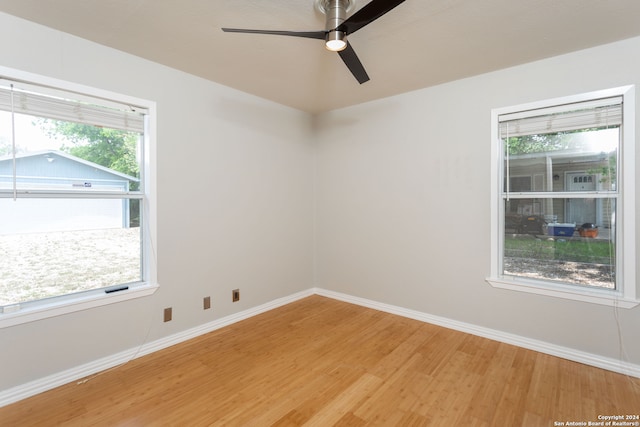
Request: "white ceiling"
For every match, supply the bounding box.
[1,0,640,114]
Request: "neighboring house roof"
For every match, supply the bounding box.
[509,149,610,168]
[0,149,139,183]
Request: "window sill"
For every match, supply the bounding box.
[0,283,159,329]
[486,277,639,309]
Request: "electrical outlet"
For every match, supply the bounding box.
[232,289,240,302]
[203,296,211,310]
[164,307,172,322]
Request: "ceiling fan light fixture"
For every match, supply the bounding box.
[222,0,407,84]
[325,30,347,51]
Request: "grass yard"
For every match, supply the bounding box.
[504,235,615,264]
[0,228,141,306]
[503,235,615,288]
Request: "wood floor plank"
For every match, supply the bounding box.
[1,295,638,426]
[489,346,537,426]
[304,373,383,426]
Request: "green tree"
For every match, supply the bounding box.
[507,129,618,188]
[505,133,574,156]
[38,120,140,181]
[38,120,141,226]
[588,155,617,185]
[505,127,617,156]
[0,136,12,156]
[0,135,26,156]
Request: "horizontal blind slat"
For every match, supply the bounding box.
[499,97,622,137]
[0,85,144,133]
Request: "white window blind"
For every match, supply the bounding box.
[498,96,622,137]
[0,79,146,133]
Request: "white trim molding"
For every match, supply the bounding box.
[1,287,638,408]
[314,288,640,379]
[488,85,637,307]
[0,284,159,329]
[0,65,159,329]
[0,288,314,408]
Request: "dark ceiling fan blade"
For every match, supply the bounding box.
[337,43,370,84]
[337,0,406,35]
[222,28,326,40]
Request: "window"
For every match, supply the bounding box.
[0,67,157,326]
[488,86,637,308]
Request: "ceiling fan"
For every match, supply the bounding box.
[222,0,406,84]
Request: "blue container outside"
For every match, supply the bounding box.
[547,223,576,236]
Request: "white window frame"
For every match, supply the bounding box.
[0,66,158,328]
[487,86,638,308]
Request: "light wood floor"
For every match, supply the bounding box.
[1,295,639,426]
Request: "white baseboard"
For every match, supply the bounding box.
[314,288,640,379]
[0,288,314,408]
[136,288,315,359]
[2,286,638,408]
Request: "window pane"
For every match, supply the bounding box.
[503,198,616,289]
[0,111,141,193]
[503,127,618,193]
[0,198,141,306]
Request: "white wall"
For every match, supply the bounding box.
[0,12,314,391]
[315,36,640,364]
[2,9,640,400]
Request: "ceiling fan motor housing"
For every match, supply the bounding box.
[322,0,351,49]
[318,0,353,33]
[315,0,355,18]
